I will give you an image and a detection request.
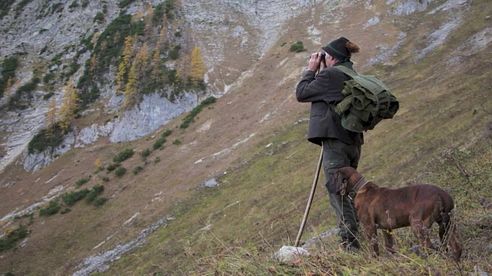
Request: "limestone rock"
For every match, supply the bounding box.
[273,246,309,264]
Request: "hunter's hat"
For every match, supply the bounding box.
[322,37,359,61]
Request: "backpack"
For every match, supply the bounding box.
[333,65,399,133]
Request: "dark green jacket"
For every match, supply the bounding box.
[296,61,363,146]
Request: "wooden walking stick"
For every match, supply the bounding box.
[294,146,323,247]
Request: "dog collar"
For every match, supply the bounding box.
[353,176,368,193]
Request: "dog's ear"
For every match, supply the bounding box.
[328,170,348,195]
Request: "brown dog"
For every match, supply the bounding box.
[336,167,462,261]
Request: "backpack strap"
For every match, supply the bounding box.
[333,65,358,79]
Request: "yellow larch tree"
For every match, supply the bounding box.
[123,43,149,109]
[45,97,57,128]
[59,82,79,130]
[124,61,138,109]
[190,47,206,84]
[115,36,135,92]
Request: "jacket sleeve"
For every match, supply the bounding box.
[295,69,342,103]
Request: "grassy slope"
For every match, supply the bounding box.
[101,1,492,275]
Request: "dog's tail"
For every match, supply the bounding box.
[439,210,462,262]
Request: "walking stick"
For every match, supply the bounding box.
[294,146,323,247]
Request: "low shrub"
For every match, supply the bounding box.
[106,163,120,172]
[153,137,166,150]
[93,197,108,207]
[169,45,181,60]
[62,189,89,206]
[101,176,110,182]
[60,208,71,214]
[114,166,127,177]
[0,55,18,98]
[28,123,68,154]
[94,11,104,23]
[118,0,133,9]
[161,129,172,138]
[43,72,55,84]
[8,77,40,110]
[39,200,61,216]
[0,225,28,252]
[133,166,143,175]
[180,96,216,129]
[0,0,16,20]
[141,148,151,159]
[154,157,161,164]
[43,92,54,100]
[86,185,104,203]
[75,177,90,187]
[113,148,134,163]
[172,139,182,145]
[289,41,305,53]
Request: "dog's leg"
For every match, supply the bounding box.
[383,230,396,254]
[362,222,379,256]
[411,217,434,254]
[438,210,450,243]
[446,213,463,262]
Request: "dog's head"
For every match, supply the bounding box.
[334,167,362,195]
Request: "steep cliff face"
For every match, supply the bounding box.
[181,0,315,93]
[1,0,491,274]
[0,0,199,172]
[0,0,325,172]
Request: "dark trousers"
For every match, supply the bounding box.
[321,139,361,243]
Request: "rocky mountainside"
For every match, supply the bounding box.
[1,0,491,275]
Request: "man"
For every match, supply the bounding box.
[296,37,363,250]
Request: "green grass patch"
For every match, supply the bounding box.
[180,96,216,129]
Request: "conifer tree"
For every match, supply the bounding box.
[190,47,206,84]
[144,3,154,34]
[116,36,134,92]
[59,82,79,130]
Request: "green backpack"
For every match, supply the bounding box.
[334,65,399,133]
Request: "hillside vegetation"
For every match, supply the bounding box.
[0,0,491,275]
[101,0,492,275]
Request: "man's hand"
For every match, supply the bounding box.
[307,52,321,72]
